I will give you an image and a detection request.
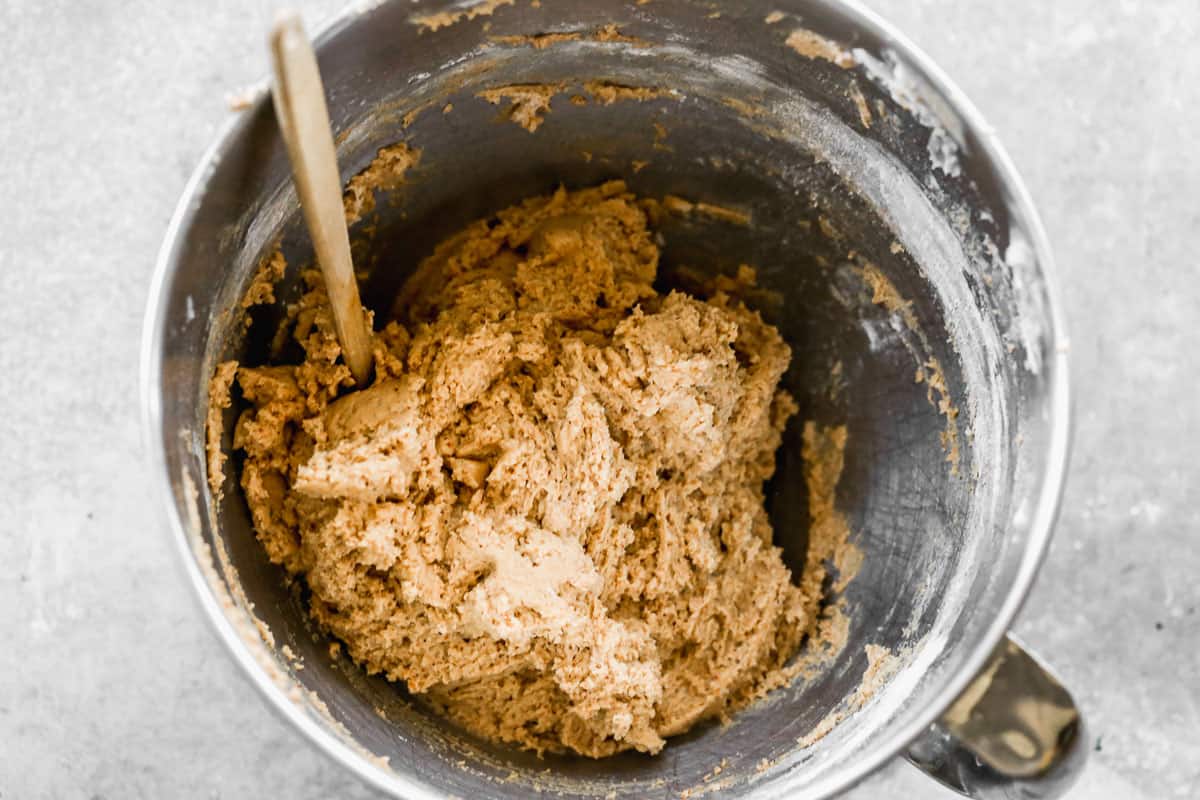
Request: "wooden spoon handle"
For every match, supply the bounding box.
[269,11,373,386]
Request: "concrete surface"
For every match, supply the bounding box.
[1,0,1197,798]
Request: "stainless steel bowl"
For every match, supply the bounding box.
[142,1,1083,797]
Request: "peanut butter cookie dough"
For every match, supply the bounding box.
[216,180,830,758]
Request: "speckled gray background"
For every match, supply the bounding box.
[2,1,1197,798]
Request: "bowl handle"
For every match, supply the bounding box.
[904,635,1087,799]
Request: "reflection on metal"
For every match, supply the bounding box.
[907,635,1086,799]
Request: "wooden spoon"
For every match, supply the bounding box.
[268,10,373,386]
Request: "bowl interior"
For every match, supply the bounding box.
[154,1,1059,797]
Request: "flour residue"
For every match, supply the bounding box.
[410,0,515,32]
[652,120,671,151]
[785,29,856,68]
[656,194,752,226]
[225,83,263,111]
[796,643,902,747]
[722,96,766,118]
[848,81,873,128]
[478,83,562,132]
[479,81,680,132]
[858,262,962,473]
[851,47,964,176]
[205,361,238,499]
[491,23,648,49]
[915,359,962,469]
[584,81,677,105]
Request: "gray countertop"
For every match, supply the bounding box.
[2,1,1196,797]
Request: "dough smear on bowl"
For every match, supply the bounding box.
[218,180,826,757]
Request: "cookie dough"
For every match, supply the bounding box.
[222,181,817,757]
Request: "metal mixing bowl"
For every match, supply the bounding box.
[142,1,1082,797]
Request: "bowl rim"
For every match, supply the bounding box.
[139,1,1072,797]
